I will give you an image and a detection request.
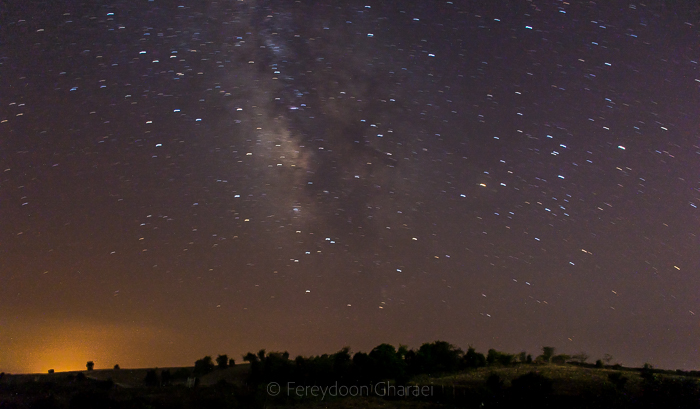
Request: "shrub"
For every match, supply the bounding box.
[595,359,604,368]
[487,349,515,366]
[608,372,628,390]
[216,354,229,370]
[486,373,504,392]
[412,341,463,374]
[368,344,407,380]
[172,367,192,380]
[517,351,527,363]
[113,364,120,370]
[603,353,613,364]
[552,354,570,364]
[194,356,215,376]
[144,369,159,387]
[541,347,556,363]
[161,369,172,385]
[86,361,94,371]
[462,347,487,369]
[641,363,655,382]
[571,352,589,364]
[510,371,553,402]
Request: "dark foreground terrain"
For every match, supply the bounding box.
[2,362,700,409]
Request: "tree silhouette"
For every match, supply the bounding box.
[603,353,613,364]
[244,350,269,384]
[369,343,406,381]
[194,356,215,376]
[86,361,94,371]
[161,369,172,385]
[517,351,527,363]
[641,363,655,382]
[216,354,229,370]
[113,364,120,370]
[172,368,192,380]
[541,346,555,363]
[510,371,553,403]
[243,352,259,364]
[608,371,628,390]
[228,358,236,367]
[552,354,571,364]
[487,349,514,366]
[144,369,159,386]
[413,341,463,374]
[462,346,486,368]
[332,347,353,381]
[572,352,589,364]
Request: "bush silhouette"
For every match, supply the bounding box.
[552,354,570,364]
[487,349,514,366]
[113,364,120,370]
[172,367,191,380]
[462,346,487,368]
[86,361,94,371]
[510,371,553,403]
[603,353,613,364]
[411,341,463,374]
[368,343,407,381]
[228,358,236,367]
[194,356,215,376]
[572,352,589,364]
[144,369,159,386]
[641,363,656,382]
[608,371,628,390]
[541,346,555,363]
[517,351,527,363]
[216,354,229,370]
[641,375,700,408]
[486,373,505,392]
[160,369,172,385]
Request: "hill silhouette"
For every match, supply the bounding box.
[1,342,699,408]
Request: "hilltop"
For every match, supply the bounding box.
[2,361,699,408]
[2,341,700,408]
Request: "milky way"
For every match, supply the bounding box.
[1,0,699,373]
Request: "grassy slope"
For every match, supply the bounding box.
[412,363,700,397]
[3,363,251,387]
[3,363,700,408]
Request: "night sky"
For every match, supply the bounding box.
[1,0,699,374]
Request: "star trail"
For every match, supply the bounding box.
[1,0,699,374]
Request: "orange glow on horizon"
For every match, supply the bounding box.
[0,318,191,374]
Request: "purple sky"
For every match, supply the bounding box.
[1,0,699,373]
